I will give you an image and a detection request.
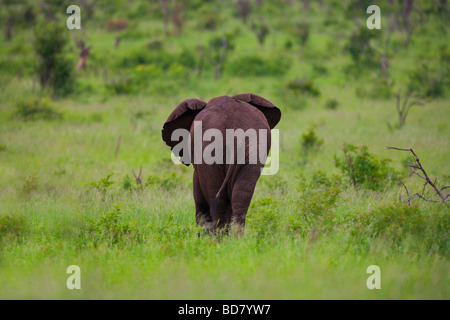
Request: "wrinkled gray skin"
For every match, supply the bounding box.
[162,94,281,233]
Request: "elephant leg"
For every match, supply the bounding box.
[193,170,212,231]
[230,165,261,231]
[194,164,233,232]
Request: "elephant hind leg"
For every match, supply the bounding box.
[230,166,261,231]
[193,170,212,231]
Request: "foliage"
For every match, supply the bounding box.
[33,22,74,96]
[90,173,115,194]
[77,203,142,248]
[351,203,449,256]
[0,213,27,244]
[247,197,279,241]
[300,125,323,152]
[285,77,320,97]
[334,143,399,190]
[407,62,449,98]
[13,97,62,121]
[324,98,339,110]
[289,171,342,237]
[229,54,290,77]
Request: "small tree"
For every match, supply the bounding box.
[393,90,424,129]
[206,34,234,80]
[34,22,74,96]
[251,20,269,46]
[236,0,252,24]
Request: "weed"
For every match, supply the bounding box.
[90,173,115,194]
[300,125,323,153]
[285,78,320,97]
[77,203,141,248]
[21,174,38,195]
[324,99,339,110]
[289,172,341,237]
[247,197,279,241]
[0,213,27,244]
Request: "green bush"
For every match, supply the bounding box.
[145,172,179,190]
[289,173,341,237]
[33,22,74,96]
[229,54,290,77]
[300,125,323,152]
[324,98,339,110]
[407,63,448,98]
[13,97,62,121]
[285,77,320,97]
[247,197,279,241]
[351,203,449,256]
[334,143,399,190]
[0,213,28,244]
[77,203,141,248]
[90,173,115,194]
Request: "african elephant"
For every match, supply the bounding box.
[162,93,281,233]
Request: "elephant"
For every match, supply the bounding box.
[162,93,281,233]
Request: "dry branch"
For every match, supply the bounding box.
[388,146,449,205]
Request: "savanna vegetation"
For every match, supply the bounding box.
[0,0,448,299]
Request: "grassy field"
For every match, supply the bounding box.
[0,1,449,299]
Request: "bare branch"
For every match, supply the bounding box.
[388,146,448,205]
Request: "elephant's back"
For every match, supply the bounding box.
[196,97,270,131]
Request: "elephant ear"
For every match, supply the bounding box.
[232,93,281,129]
[162,98,207,149]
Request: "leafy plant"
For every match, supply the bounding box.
[324,99,339,110]
[33,22,74,96]
[351,203,449,256]
[285,77,320,97]
[77,203,141,248]
[300,125,323,152]
[13,97,61,121]
[334,143,399,190]
[289,172,341,237]
[90,173,115,194]
[0,213,27,244]
[229,54,290,77]
[247,197,279,241]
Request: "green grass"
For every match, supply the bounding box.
[0,0,449,299]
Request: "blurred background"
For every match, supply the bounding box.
[0,0,448,102]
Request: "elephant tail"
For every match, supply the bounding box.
[210,164,235,216]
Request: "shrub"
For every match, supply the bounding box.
[351,203,449,256]
[324,98,339,110]
[300,125,323,152]
[21,174,38,195]
[0,213,28,244]
[229,54,290,77]
[407,63,448,98]
[77,203,141,248]
[13,97,62,121]
[334,143,399,190]
[33,22,74,96]
[344,25,379,71]
[198,13,218,30]
[247,197,279,240]
[90,173,115,195]
[292,22,310,46]
[285,77,320,97]
[145,172,179,190]
[289,172,341,237]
